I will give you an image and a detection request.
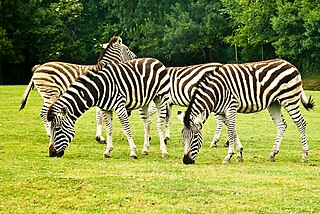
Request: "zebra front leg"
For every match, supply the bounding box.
[114,106,137,159]
[96,107,106,144]
[139,106,151,155]
[223,109,237,163]
[210,114,224,148]
[164,105,172,144]
[268,102,287,162]
[235,132,244,162]
[99,109,113,158]
[40,104,51,137]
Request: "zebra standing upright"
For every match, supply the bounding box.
[20,37,136,138]
[47,58,170,159]
[181,59,314,164]
[149,63,241,148]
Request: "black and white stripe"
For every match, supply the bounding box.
[20,37,136,138]
[182,59,314,164]
[47,58,170,159]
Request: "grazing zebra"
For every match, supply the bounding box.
[47,58,170,159]
[148,63,237,148]
[20,37,136,138]
[181,59,314,164]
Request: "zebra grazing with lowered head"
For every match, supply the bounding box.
[149,63,241,148]
[47,58,170,159]
[181,59,314,164]
[20,37,136,139]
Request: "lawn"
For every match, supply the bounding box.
[0,85,320,213]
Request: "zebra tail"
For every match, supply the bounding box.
[19,79,34,111]
[301,90,315,111]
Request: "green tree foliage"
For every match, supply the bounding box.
[221,0,277,61]
[1,0,320,84]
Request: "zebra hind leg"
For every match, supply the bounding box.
[284,104,309,163]
[154,97,169,158]
[267,102,287,162]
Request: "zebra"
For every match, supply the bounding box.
[47,58,170,159]
[181,59,314,164]
[20,36,136,139]
[148,63,238,148]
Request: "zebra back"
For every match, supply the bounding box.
[21,36,136,108]
[167,63,222,107]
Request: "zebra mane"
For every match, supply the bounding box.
[97,36,122,62]
[183,66,219,128]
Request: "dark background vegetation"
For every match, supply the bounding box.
[1,0,320,85]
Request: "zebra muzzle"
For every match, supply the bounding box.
[49,144,64,157]
[183,152,195,165]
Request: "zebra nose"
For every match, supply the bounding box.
[49,144,64,157]
[183,153,195,165]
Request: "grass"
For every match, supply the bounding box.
[1,85,320,213]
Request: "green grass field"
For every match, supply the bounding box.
[1,85,320,213]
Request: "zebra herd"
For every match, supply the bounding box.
[20,37,314,164]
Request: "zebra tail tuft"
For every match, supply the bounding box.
[20,80,34,111]
[301,89,315,111]
[302,96,315,111]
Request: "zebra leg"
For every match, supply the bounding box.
[113,106,137,159]
[210,114,224,148]
[96,107,106,144]
[284,104,309,162]
[139,106,151,155]
[235,131,244,162]
[223,109,237,163]
[154,97,169,158]
[40,103,51,137]
[267,102,287,162]
[99,109,113,158]
[164,105,172,143]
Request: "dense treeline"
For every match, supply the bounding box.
[1,0,320,84]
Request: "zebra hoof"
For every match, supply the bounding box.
[130,155,138,160]
[268,155,275,162]
[210,143,217,148]
[164,137,170,145]
[96,136,106,144]
[236,156,244,162]
[103,153,111,158]
[301,157,308,163]
[142,150,148,155]
[162,153,169,158]
[222,159,231,164]
[224,141,229,147]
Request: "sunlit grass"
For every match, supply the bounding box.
[0,85,320,213]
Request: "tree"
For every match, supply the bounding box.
[221,0,277,62]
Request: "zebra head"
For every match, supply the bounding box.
[99,36,136,64]
[47,106,75,157]
[181,111,207,165]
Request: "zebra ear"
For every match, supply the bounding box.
[177,111,185,124]
[60,107,68,116]
[117,37,122,45]
[101,43,108,49]
[194,111,207,126]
